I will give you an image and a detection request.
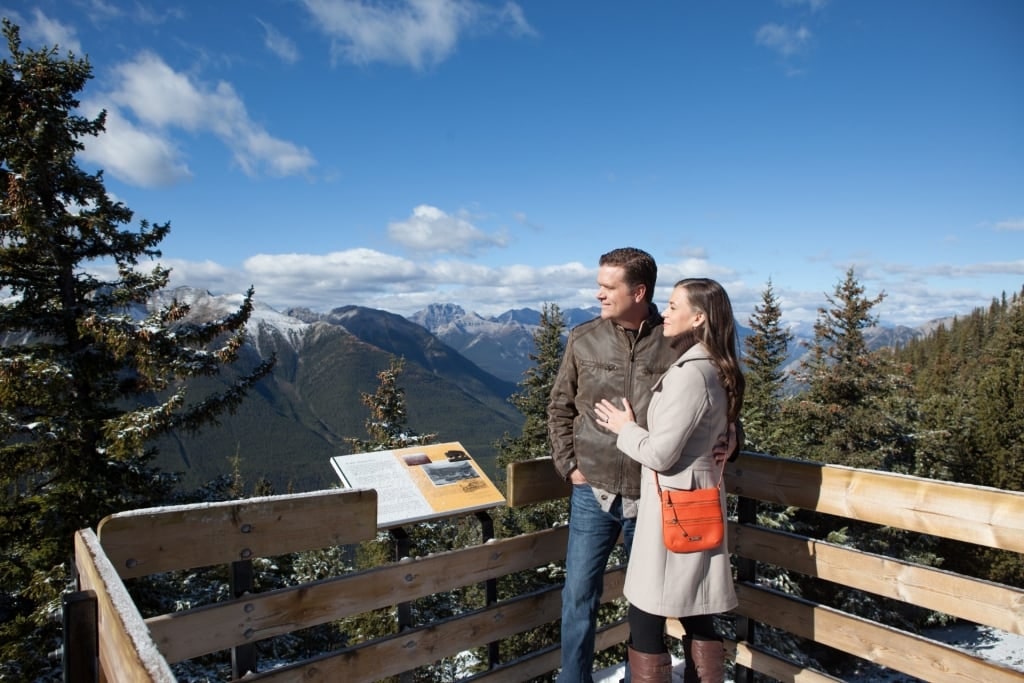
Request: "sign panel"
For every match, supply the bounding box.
[330,441,506,528]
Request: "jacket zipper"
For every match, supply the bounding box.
[620,319,646,488]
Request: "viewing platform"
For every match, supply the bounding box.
[66,452,1024,682]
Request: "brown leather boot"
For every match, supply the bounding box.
[627,645,672,683]
[682,636,698,682]
[688,639,725,683]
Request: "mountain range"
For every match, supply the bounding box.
[409,302,931,385]
[152,290,527,493]
[19,287,938,493]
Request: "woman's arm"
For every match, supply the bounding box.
[595,363,712,472]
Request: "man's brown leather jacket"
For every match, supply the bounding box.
[547,308,680,498]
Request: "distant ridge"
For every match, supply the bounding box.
[145,289,523,492]
[17,286,955,492]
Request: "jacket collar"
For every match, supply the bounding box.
[675,341,711,366]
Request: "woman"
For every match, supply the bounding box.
[594,278,745,683]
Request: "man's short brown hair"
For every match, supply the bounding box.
[599,247,657,303]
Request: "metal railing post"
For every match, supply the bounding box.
[63,590,98,683]
[390,526,414,683]
[475,510,499,668]
[734,495,758,683]
[231,558,258,678]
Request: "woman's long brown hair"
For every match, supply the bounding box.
[673,278,745,422]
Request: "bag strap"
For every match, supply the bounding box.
[653,456,726,494]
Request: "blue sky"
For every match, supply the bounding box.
[6,0,1023,328]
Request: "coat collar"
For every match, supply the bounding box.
[675,341,711,366]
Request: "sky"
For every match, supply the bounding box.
[4,0,1023,329]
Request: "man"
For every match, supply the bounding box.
[547,247,682,682]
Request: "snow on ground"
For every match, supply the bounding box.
[593,625,1024,682]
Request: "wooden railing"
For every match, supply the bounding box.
[69,453,1024,682]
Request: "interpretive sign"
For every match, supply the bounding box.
[329,441,506,528]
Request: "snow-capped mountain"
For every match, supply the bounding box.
[126,288,957,490]
[407,301,948,385]
[406,303,602,382]
[135,288,523,491]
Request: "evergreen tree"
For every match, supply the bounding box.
[894,289,1024,492]
[893,287,1024,585]
[345,356,436,452]
[951,289,1023,586]
[338,356,434,673]
[741,279,793,456]
[902,320,976,484]
[782,269,934,645]
[970,289,1024,494]
[784,267,914,471]
[492,303,568,676]
[737,281,821,671]
[0,21,273,678]
[339,356,488,681]
[495,303,566,476]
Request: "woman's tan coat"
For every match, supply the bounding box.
[616,342,738,618]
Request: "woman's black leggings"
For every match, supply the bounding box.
[628,603,720,654]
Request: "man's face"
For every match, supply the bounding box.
[596,264,645,327]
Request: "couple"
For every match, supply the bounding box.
[548,247,745,683]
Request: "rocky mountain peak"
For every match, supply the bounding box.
[407,303,468,329]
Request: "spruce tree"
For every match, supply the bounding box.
[345,356,436,452]
[965,289,1024,585]
[892,287,1024,585]
[738,281,820,670]
[339,356,433,664]
[495,303,566,474]
[783,269,934,643]
[339,356,488,680]
[0,21,273,678]
[492,303,568,673]
[970,288,1024,493]
[741,279,792,456]
[785,267,914,471]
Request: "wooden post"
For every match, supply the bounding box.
[63,590,98,683]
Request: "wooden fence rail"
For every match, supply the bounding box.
[70,453,1024,682]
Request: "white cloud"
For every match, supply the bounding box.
[780,0,829,12]
[16,8,82,54]
[131,4,186,26]
[994,217,1024,232]
[301,0,534,69]
[755,23,812,57]
[513,212,543,232]
[83,0,123,22]
[678,246,709,260]
[158,247,1021,327]
[163,258,241,291]
[110,53,209,129]
[77,102,192,188]
[84,52,316,184]
[256,18,300,64]
[880,261,1024,278]
[494,2,535,38]
[244,249,422,286]
[163,249,592,316]
[388,205,508,255]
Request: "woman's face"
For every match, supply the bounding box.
[662,286,705,338]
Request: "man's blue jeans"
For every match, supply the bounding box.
[557,484,636,683]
